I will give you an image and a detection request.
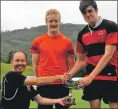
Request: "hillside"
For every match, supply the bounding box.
[1,23,85,64]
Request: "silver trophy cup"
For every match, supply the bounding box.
[63,80,78,105]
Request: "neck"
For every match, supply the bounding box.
[48,31,60,37]
[13,69,22,74]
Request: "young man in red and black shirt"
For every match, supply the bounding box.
[67,0,118,108]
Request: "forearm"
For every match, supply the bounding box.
[33,65,38,76]
[25,75,63,85]
[36,76,63,85]
[32,53,39,76]
[69,59,86,77]
[66,55,75,72]
[36,96,60,105]
[89,54,113,79]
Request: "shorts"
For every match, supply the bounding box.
[37,84,69,109]
[37,84,69,98]
[82,80,118,104]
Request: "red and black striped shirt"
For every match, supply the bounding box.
[76,19,118,81]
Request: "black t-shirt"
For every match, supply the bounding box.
[0,71,38,109]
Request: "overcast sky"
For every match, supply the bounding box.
[1,1,117,31]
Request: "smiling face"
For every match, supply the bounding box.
[11,52,27,74]
[82,5,99,26]
[46,14,60,34]
[45,9,61,36]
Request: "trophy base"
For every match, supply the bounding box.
[65,96,76,105]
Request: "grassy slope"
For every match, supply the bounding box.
[1,63,109,108]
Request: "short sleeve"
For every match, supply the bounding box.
[29,86,38,101]
[76,32,86,54]
[106,32,118,45]
[105,21,118,45]
[30,38,40,54]
[76,41,85,54]
[6,71,26,87]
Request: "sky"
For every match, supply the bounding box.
[1,1,117,31]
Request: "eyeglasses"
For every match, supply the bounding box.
[82,9,94,15]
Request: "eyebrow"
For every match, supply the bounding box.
[82,9,93,14]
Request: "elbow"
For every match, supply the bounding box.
[104,53,113,60]
[31,78,39,85]
[37,98,44,105]
[37,100,41,104]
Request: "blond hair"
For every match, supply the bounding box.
[45,9,61,22]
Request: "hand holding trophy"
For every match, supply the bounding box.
[62,73,84,105]
[63,80,77,105]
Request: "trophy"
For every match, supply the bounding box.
[63,80,77,105]
[63,78,84,105]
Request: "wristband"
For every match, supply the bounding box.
[69,73,73,79]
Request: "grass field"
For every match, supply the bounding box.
[1,63,109,108]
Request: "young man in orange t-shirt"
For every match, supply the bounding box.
[30,9,75,109]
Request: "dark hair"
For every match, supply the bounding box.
[11,50,27,62]
[79,0,97,14]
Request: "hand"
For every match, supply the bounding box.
[78,76,93,87]
[62,73,71,84]
[57,97,72,107]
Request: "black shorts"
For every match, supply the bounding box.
[82,80,118,104]
[37,84,69,109]
[37,84,69,98]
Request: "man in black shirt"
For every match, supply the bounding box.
[0,51,70,109]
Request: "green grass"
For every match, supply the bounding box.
[1,63,109,108]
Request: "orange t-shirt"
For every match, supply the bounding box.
[30,33,74,84]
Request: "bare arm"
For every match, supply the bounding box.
[79,45,117,86]
[66,55,75,72]
[24,75,64,86]
[32,53,39,76]
[34,94,65,105]
[69,53,86,77]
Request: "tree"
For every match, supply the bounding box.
[7,51,14,63]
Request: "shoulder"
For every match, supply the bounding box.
[3,71,18,81]
[102,19,117,33]
[77,25,88,40]
[78,25,88,36]
[5,71,18,77]
[103,19,117,27]
[60,34,73,44]
[5,71,25,79]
